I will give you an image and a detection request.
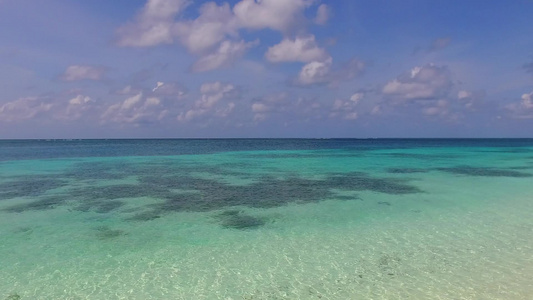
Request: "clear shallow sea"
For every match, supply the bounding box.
[0,139,532,299]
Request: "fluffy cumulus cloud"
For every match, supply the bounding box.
[102,92,168,124]
[382,64,453,100]
[60,65,105,81]
[296,58,365,87]
[506,91,533,118]
[314,4,330,25]
[173,2,237,54]
[376,64,484,121]
[329,93,363,120]
[0,97,53,122]
[297,58,332,85]
[265,35,329,63]
[251,92,288,121]
[456,90,485,111]
[422,99,449,117]
[151,81,187,97]
[177,81,237,122]
[57,94,94,121]
[192,39,258,72]
[116,0,189,47]
[0,93,96,122]
[232,0,314,32]
[116,0,321,72]
[101,81,187,125]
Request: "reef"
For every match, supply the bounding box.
[437,166,532,177]
[2,161,423,221]
[215,210,266,230]
[0,177,67,200]
[386,168,428,174]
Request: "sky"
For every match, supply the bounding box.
[0,0,532,138]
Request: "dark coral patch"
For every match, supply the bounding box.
[2,160,423,219]
[481,148,533,154]
[386,168,428,174]
[215,210,265,230]
[326,172,422,194]
[63,161,134,181]
[437,166,532,177]
[243,152,365,159]
[382,153,460,160]
[0,177,67,200]
[334,195,361,201]
[127,172,420,220]
[69,184,171,200]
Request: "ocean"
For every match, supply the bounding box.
[1,139,532,299]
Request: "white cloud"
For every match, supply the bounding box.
[0,94,95,122]
[314,4,330,25]
[60,65,105,81]
[350,92,364,103]
[198,82,235,109]
[371,105,382,115]
[102,92,167,124]
[422,99,449,116]
[251,102,270,113]
[251,92,288,122]
[117,0,321,72]
[152,81,164,92]
[192,39,258,72]
[116,0,189,47]
[124,93,145,110]
[173,2,237,54]
[59,94,94,121]
[68,94,92,105]
[265,35,329,63]
[344,112,358,120]
[215,102,236,117]
[0,97,53,122]
[457,90,472,100]
[297,58,333,85]
[178,81,236,122]
[382,64,452,100]
[200,81,234,95]
[151,82,187,98]
[506,91,533,118]
[296,58,365,86]
[457,90,484,110]
[330,93,363,120]
[233,0,313,32]
[522,92,533,109]
[145,97,161,106]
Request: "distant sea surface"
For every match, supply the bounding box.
[1,139,532,299]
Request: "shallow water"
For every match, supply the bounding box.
[1,139,532,299]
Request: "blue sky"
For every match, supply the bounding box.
[0,0,532,138]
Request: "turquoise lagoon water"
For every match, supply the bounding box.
[0,139,532,299]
